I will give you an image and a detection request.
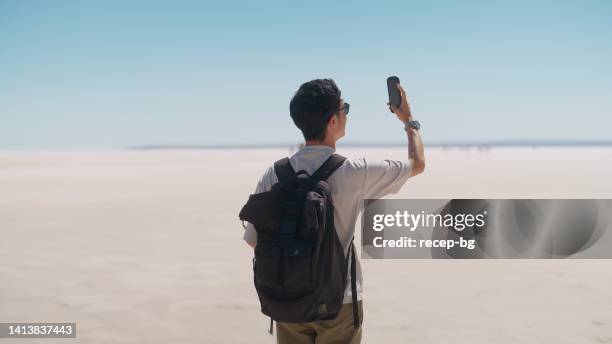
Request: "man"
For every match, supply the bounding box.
[243,78,425,343]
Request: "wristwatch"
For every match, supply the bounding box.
[404,120,421,131]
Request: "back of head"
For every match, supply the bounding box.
[289,79,341,141]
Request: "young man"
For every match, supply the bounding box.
[243,78,425,343]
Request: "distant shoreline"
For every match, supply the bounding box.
[3,141,612,152]
[128,141,612,150]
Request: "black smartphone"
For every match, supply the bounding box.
[387,76,401,108]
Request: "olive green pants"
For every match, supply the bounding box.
[276,301,363,344]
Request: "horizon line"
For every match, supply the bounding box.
[127,140,612,150]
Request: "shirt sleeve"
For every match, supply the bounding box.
[362,159,413,199]
[242,166,275,247]
[243,222,258,247]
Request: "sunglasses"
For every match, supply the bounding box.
[337,103,350,115]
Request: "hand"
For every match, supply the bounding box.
[387,83,412,123]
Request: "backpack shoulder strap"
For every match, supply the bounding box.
[273,157,296,183]
[310,153,347,182]
[349,237,361,329]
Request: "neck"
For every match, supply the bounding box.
[305,139,336,149]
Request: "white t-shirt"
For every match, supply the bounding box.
[243,145,413,304]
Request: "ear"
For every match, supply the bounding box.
[328,115,338,128]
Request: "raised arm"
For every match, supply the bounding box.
[388,84,425,177]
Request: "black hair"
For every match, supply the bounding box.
[289,79,341,141]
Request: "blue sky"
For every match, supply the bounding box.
[1,0,611,149]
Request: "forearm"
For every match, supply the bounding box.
[406,124,425,175]
[388,82,426,176]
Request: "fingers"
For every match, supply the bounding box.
[397,83,405,96]
[397,83,408,104]
[387,102,397,113]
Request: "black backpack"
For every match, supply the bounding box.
[239,154,360,335]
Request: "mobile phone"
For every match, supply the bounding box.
[387,76,401,108]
